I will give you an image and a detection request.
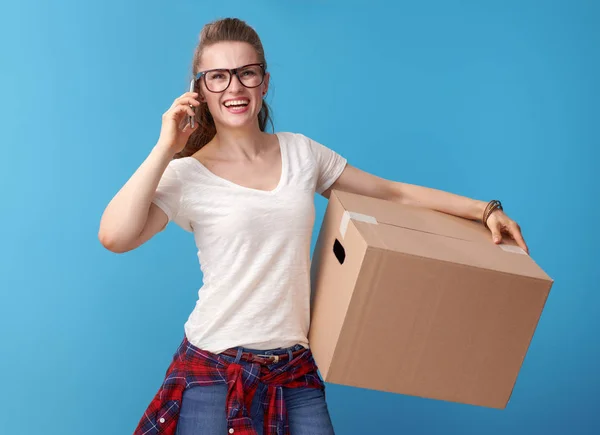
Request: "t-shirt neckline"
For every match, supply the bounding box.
[185,132,287,195]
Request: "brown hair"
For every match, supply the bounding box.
[174,18,274,159]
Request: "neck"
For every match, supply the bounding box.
[211,123,269,159]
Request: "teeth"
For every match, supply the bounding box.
[224,100,249,107]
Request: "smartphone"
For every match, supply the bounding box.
[188,79,196,129]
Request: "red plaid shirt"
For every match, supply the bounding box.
[133,336,325,435]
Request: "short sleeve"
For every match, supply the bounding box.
[307,136,348,194]
[152,161,193,232]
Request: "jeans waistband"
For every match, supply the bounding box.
[225,343,306,364]
[177,335,307,366]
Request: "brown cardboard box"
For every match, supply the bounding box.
[309,190,553,409]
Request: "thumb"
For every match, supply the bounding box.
[181,120,198,134]
[490,226,503,244]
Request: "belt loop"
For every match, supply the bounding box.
[234,347,244,364]
[287,348,293,361]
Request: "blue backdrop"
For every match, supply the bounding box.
[1,1,598,434]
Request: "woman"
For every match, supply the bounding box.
[99,17,528,435]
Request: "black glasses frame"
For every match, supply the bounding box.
[194,63,266,93]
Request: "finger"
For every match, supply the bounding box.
[178,113,198,132]
[180,120,195,133]
[183,105,196,118]
[490,224,503,244]
[180,120,189,133]
[176,95,200,107]
[169,104,196,118]
[169,94,199,111]
[509,225,529,254]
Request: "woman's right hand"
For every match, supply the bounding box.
[157,91,201,153]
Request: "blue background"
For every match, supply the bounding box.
[1,1,598,434]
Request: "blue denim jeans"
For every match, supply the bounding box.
[174,344,335,435]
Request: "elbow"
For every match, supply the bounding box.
[388,181,421,207]
[98,230,132,254]
[384,180,407,204]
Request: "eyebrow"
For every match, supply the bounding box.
[200,63,262,72]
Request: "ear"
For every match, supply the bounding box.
[195,79,207,102]
[262,71,270,97]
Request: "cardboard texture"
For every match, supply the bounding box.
[309,190,553,409]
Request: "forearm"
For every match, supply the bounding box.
[98,142,175,245]
[390,181,487,222]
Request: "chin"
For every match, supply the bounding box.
[216,109,261,129]
[217,117,254,130]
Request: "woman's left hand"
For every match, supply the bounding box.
[486,210,529,254]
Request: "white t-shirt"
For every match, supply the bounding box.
[152,132,347,354]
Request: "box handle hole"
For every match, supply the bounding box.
[333,239,346,264]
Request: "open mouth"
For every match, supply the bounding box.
[223,99,250,108]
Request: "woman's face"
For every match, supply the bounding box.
[198,41,269,131]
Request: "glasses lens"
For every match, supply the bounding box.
[204,69,231,92]
[203,65,264,92]
[237,65,264,88]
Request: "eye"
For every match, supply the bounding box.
[241,70,257,77]
[207,72,227,80]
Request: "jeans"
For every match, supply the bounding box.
[174,344,336,435]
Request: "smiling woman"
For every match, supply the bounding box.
[176,19,274,160]
[97,16,529,435]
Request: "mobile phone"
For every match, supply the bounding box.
[188,79,195,129]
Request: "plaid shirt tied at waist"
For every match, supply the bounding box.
[133,336,325,435]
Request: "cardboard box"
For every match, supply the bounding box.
[309,190,553,409]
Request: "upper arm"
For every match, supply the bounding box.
[321,164,397,201]
[131,202,170,248]
[106,203,169,254]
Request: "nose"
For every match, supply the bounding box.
[228,73,244,92]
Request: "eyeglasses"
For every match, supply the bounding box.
[194,63,266,93]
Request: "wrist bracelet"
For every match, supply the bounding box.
[483,200,503,229]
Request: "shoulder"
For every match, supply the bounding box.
[166,156,194,178]
[275,131,303,142]
[276,131,343,158]
[168,156,192,169]
[275,131,315,152]
[155,157,196,191]
[276,132,319,165]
